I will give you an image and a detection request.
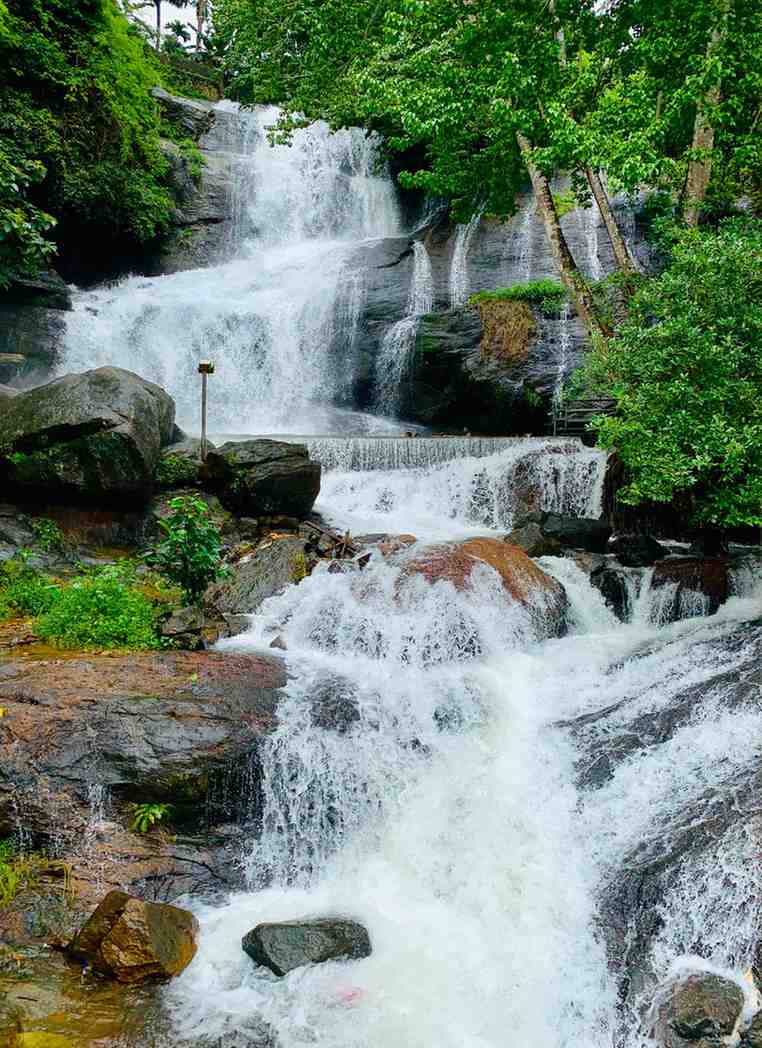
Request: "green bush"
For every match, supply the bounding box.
[0,556,60,620]
[0,0,174,281]
[35,564,162,650]
[30,517,66,553]
[130,803,172,834]
[469,280,567,309]
[147,494,227,603]
[156,453,199,489]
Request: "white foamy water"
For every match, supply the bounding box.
[59,104,403,434]
[313,437,607,539]
[166,531,762,1047]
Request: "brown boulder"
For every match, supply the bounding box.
[651,557,730,618]
[68,890,198,983]
[400,537,567,636]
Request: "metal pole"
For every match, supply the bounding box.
[201,372,208,461]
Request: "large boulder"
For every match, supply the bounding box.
[151,87,215,138]
[0,368,176,504]
[242,918,371,976]
[203,440,321,519]
[400,537,568,637]
[650,557,731,619]
[68,890,198,983]
[652,974,744,1047]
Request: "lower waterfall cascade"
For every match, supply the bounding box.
[156,440,762,1048]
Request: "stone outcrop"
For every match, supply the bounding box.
[508,512,611,555]
[651,557,731,617]
[400,537,568,637]
[203,439,321,519]
[0,271,72,387]
[205,533,310,616]
[608,533,667,567]
[68,890,198,983]
[0,367,176,505]
[242,918,371,976]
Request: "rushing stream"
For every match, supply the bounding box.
[46,103,762,1047]
[158,441,762,1048]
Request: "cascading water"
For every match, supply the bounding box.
[553,302,573,409]
[161,441,762,1048]
[373,242,434,417]
[59,104,403,434]
[578,202,603,281]
[449,212,482,307]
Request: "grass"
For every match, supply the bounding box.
[469,279,567,308]
[0,839,63,908]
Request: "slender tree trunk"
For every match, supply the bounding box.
[683,17,725,226]
[516,132,609,341]
[155,0,161,49]
[196,0,207,45]
[585,166,638,275]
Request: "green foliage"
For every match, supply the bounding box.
[35,564,162,650]
[580,219,762,528]
[147,494,226,603]
[0,0,175,279]
[469,280,567,309]
[30,517,66,553]
[130,802,172,834]
[0,555,60,620]
[156,453,199,489]
[0,839,51,907]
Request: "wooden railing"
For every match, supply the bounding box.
[552,396,616,437]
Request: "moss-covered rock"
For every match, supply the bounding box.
[0,368,176,505]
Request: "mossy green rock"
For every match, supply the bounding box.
[0,367,175,505]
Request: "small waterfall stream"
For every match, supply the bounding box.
[449,212,482,307]
[374,242,434,417]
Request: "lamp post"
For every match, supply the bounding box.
[198,360,215,461]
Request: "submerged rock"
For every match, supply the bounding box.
[68,890,198,983]
[0,368,175,505]
[653,973,744,1046]
[242,918,371,976]
[203,440,321,519]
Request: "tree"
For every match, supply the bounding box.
[581,220,762,528]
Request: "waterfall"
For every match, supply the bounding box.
[373,242,434,417]
[449,212,482,307]
[553,302,573,409]
[517,197,535,281]
[58,104,402,435]
[578,204,603,282]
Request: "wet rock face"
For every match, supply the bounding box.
[510,511,611,554]
[0,367,176,505]
[401,536,568,638]
[651,557,731,617]
[68,890,198,984]
[608,533,668,567]
[242,918,372,976]
[0,271,72,387]
[205,534,310,616]
[203,440,321,519]
[653,974,744,1046]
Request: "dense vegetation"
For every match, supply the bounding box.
[0,0,174,287]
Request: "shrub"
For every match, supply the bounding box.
[0,838,54,907]
[0,555,60,620]
[30,517,66,553]
[35,565,162,650]
[156,453,199,489]
[146,495,227,603]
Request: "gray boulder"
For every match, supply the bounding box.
[505,522,563,558]
[653,974,744,1047]
[205,534,309,616]
[509,512,610,555]
[242,918,371,976]
[151,87,215,138]
[203,440,321,519]
[0,367,175,504]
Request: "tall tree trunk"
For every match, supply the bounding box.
[155,0,161,49]
[683,16,726,226]
[516,132,609,341]
[196,0,207,45]
[585,167,638,275]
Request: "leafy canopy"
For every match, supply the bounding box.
[582,219,762,528]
